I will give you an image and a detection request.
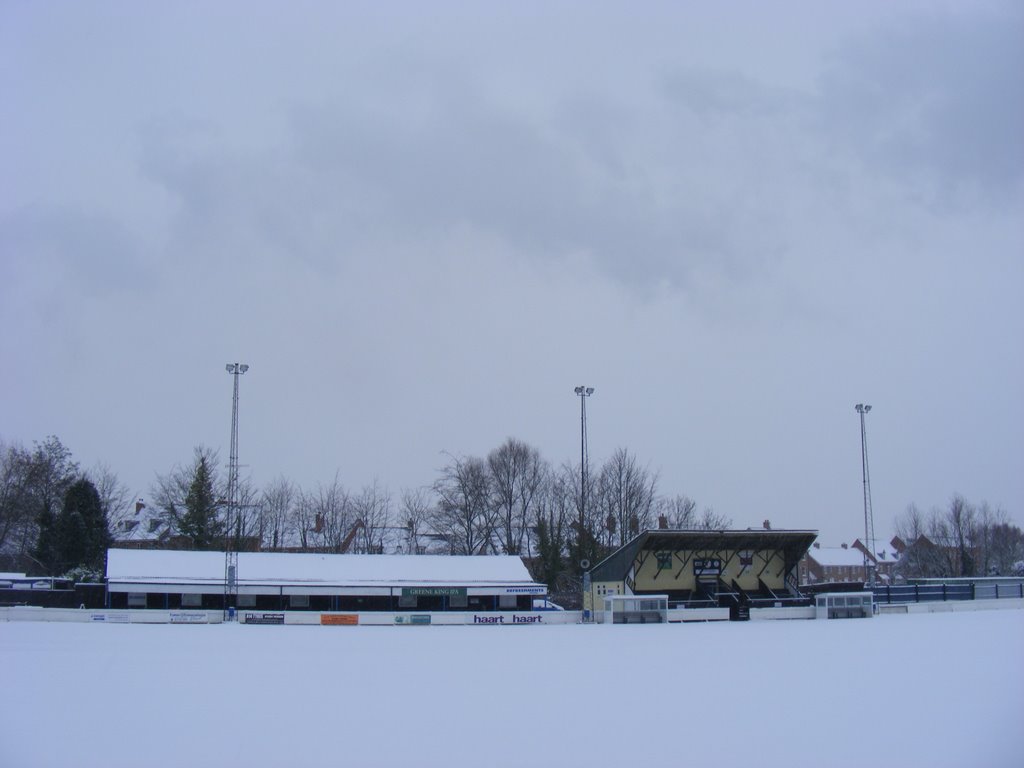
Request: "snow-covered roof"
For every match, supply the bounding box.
[872,546,900,563]
[806,547,867,568]
[112,504,171,544]
[106,548,539,587]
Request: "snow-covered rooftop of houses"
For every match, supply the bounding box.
[806,546,868,567]
[105,548,539,587]
[112,503,171,544]
[871,546,900,562]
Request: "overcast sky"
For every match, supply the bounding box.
[2,1,1022,545]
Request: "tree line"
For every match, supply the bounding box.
[894,495,1024,579]
[0,435,728,600]
[7,434,1019,592]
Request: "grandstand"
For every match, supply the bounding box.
[585,529,817,620]
[105,548,547,613]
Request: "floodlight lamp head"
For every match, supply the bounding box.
[864,404,871,413]
[226,364,235,373]
[586,387,594,395]
[240,364,249,373]
[575,386,585,395]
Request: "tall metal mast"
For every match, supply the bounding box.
[575,386,594,621]
[224,362,249,618]
[855,403,876,586]
[574,386,595,537]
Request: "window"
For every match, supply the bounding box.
[238,594,256,608]
[499,594,517,609]
[398,595,417,608]
[127,593,146,608]
[656,551,673,571]
[181,593,202,608]
[448,593,468,609]
[290,594,309,609]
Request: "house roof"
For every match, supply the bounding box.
[112,504,171,544]
[806,547,867,568]
[105,548,540,588]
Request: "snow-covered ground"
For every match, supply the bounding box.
[3,609,1022,768]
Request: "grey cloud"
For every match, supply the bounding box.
[136,66,790,296]
[89,6,1023,308]
[661,68,805,119]
[0,205,153,300]
[816,7,1024,204]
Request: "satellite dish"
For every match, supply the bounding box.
[580,559,590,570]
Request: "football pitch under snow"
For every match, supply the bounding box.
[2,609,1022,768]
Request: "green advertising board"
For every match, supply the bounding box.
[401,587,467,598]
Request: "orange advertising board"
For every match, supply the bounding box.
[320,614,359,626]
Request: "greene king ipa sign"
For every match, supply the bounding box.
[401,587,467,598]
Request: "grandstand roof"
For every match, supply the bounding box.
[106,548,539,588]
[590,529,818,581]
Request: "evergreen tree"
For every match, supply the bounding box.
[32,508,59,575]
[62,479,110,572]
[180,454,221,550]
[33,478,110,575]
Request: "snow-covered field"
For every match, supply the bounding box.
[3,609,1022,768]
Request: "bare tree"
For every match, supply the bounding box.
[658,494,698,528]
[561,460,603,573]
[88,462,134,540]
[488,438,547,556]
[0,437,80,567]
[260,476,297,551]
[227,478,264,551]
[895,503,949,578]
[352,479,391,554]
[595,448,658,547]
[291,489,318,551]
[697,506,732,530]
[399,487,433,554]
[301,472,355,553]
[431,454,494,555]
[0,440,37,559]
[945,494,978,576]
[986,518,1024,576]
[894,497,1022,579]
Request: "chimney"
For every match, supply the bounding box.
[813,542,820,549]
[658,515,668,530]
[135,499,145,515]
[762,519,771,530]
[841,543,848,549]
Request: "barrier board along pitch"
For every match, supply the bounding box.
[321,613,359,626]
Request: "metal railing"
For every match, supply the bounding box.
[872,580,1024,604]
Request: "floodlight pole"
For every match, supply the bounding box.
[574,386,595,620]
[855,403,876,587]
[574,386,594,579]
[224,362,249,619]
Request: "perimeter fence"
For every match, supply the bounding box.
[872,579,1024,605]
